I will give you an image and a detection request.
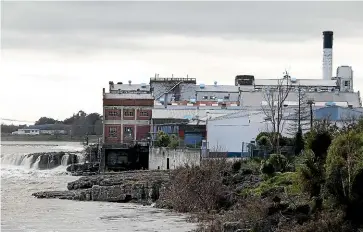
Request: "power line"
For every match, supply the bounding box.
[0,118,35,123]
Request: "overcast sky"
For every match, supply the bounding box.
[1,1,363,124]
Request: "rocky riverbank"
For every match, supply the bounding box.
[32,170,170,204]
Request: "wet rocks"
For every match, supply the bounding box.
[66,162,99,175]
[32,170,171,204]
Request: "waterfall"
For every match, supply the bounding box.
[33,156,41,169]
[61,154,70,166]
[1,152,85,170]
[20,155,34,169]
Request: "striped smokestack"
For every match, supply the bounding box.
[322,31,333,80]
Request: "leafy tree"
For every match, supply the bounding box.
[1,124,26,133]
[35,117,57,125]
[325,130,363,204]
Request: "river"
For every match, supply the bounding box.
[1,141,197,232]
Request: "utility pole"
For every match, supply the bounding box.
[307,99,314,130]
[298,86,301,130]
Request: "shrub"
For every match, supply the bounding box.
[232,160,242,173]
[268,154,288,172]
[155,131,171,147]
[160,159,232,213]
[260,160,275,176]
[168,134,179,148]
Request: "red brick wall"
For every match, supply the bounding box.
[136,125,150,140]
[104,109,121,120]
[104,124,121,144]
[123,124,135,141]
[123,109,136,120]
[103,99,154,106]
[136,109,152,120]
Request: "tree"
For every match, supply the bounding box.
[294,127,304,155]
[261,71,292,153]
[35,117,57,125]
[286,86,311,136]
[325,130,363,204]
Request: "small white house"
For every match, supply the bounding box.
[12,129,40,135]
[40,129,67,135]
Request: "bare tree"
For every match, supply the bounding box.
[261,71,292,153]
[286,86,311,136]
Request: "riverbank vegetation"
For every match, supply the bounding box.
[157,119,363,232]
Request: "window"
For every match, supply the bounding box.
[140,111,149,117]
[344,81,350,87]
[224,95,230,100]
[109,127,117,137]
[203,96,208,100]
[24,130,30,133]
[124,110,134,117]
[108,111,119,116]
[210,96,216,100]
[124,127,133,140]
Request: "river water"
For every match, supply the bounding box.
[1,141,197,232]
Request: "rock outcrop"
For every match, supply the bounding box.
[32,170,170,204]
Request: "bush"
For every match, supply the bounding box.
[260,160,275,176]
[168,134,179,148]
[155,131,170,147]
[160,159,232,213]
[232,160,242,173]
[268,154,288,172]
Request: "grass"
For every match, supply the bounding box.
[243,172,302,197]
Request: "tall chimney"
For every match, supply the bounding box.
[323,31,333,80]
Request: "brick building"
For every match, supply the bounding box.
[100,81,153,171]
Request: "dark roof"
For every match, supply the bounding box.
[28,124,70,130]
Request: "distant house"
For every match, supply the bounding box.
[12,124,70,135]
[12,129,40,135]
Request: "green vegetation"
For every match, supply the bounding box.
[154,131,180,148]
[158,118,363,232]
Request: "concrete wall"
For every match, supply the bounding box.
[149,147,201,170]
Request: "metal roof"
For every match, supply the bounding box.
[152,108,240,119]
[239,91,361,108]
[111,83,151,92]
[194,85,239,93]
[254,79,337,87]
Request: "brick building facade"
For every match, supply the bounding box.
[102,82,153,145]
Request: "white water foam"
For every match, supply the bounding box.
[1,141,197,232]
[61,154,69,166]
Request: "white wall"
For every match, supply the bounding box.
[12,129,40,135]
[207,113,268,153]
[40,130,67,135]
[149,147,201,170]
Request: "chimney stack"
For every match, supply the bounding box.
[323,31,333,80]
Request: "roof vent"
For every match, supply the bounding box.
[214,81,217,86]
[199,83,205,89]
[141,83,147,88]
[128,80,132,85]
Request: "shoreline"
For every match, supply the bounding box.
[1,134,100,143]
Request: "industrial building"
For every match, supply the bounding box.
[101,30,362,168]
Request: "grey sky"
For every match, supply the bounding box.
[1,1,363,123]
[3,1,363,51]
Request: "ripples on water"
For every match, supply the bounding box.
[1,141,196,232]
